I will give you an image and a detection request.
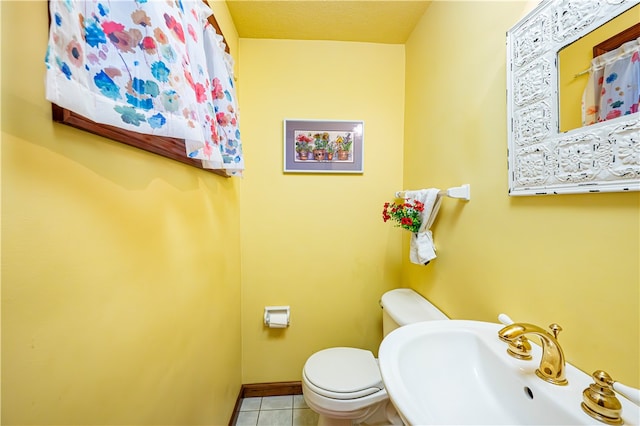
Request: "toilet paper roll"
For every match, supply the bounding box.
[267,312,289,328]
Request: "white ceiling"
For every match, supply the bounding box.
[225,0,432,44]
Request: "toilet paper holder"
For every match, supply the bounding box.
[264,306,290,328]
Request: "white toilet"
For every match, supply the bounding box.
[302,288,449,426]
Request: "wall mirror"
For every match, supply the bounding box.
[506,0,640,196]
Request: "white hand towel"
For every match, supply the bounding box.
[404,189,442,265]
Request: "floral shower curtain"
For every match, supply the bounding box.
[45,0,243,175]
[582,38,640,126]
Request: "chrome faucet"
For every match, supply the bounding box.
[498,322,568,386]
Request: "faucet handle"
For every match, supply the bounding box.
[506,336,532,360]
[549,323,562,339]
[497,314,532,360]
[581,370,623,425]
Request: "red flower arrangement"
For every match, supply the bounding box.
[295,133,314,153]
[382,199,425,233]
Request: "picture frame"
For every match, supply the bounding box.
[283,119,364,173]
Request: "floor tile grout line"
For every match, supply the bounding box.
[235,395,318,426]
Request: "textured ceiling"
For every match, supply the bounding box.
[225,1,432,44]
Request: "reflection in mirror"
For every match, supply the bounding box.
[558,5,640,133]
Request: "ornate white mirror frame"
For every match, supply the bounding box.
[506,0,640,196]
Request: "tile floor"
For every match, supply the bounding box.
[234,394,319,426]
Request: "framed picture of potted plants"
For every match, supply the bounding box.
[283,119,364,173]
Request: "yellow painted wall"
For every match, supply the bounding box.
[238,39,405,383]
[403,1,639,387]
[1,1,242,424]
[3,1,639,424]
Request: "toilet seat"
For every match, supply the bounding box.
[303,347,384,400]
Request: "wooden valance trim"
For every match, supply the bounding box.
[49,1,232,177]
[593,22,640,57]
[51,105,214,171]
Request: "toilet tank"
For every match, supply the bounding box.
[380,288,448,337]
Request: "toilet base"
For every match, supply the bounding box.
[317,415,352,426]
[313,400,402,426]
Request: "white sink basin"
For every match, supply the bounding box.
[378,320,640,425]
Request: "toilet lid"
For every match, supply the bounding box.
[303,347,383,399]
